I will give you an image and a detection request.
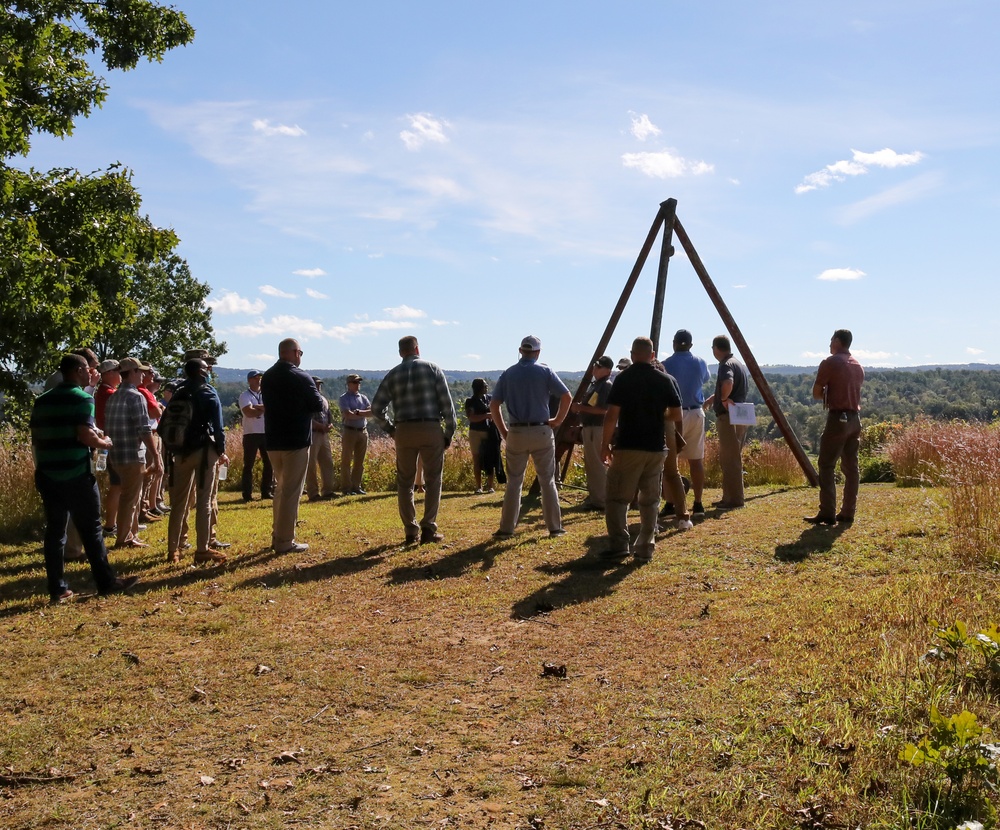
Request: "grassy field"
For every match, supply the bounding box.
[1,482,998,829]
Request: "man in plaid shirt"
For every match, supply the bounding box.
[105,357,162,548]
[371,336,457,545]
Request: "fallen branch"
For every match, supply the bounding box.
[0,768,80,787]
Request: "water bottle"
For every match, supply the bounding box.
[217,462,228,481]
[95,449,108,472]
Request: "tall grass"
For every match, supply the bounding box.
[701,436,806,488]
[0,428,44,540]
[887,419,948,487]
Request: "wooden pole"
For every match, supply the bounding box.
[649,198,677,353]
[671,216,819,486]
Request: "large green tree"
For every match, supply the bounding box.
[0,1,224,424]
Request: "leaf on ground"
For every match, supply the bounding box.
[587,798,610,807]
[273,750,302,764]
[190,688,208,702]
[254,664,272,676]
[200,774,215,786]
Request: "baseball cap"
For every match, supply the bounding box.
[520,335,542,351]
[673,329,693,347]
[118,357,151,372]
[616,357,632,370]
[247,369,263,380]
[97,359,120,374]
[312,376,323,385]
[183,348,217,366]
[347,373,363,383]
[594,355,614,370]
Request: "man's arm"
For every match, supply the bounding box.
[435,368,458,445]
[601,404,620,464]
[549,391,572,428]
[76,424,112,450]
[369,377,394,433]
[489,398,507,441]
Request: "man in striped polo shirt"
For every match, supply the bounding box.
[30,353,139,603]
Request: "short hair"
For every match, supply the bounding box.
[631,336,654,356]
[278,338,299,356]
[59,353,89,377]
[70,347,98,367]
[833,328,853,348]
[712,335,731,353]
[398,335,418,354]
[472,378,487,392]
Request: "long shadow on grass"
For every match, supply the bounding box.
[229,543,400,591]
[774,525,849,562]
[385,540,500,584]
[511,541,641,620]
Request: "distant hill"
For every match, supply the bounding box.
[214,363,1000,384]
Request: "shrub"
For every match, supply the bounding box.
[742,439,806,486]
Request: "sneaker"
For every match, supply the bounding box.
[487,488,496,494]
[156,503,171,514]
[209,540,231,549]
[277,542,308,554]
[193,550,227,565]
[51,588,74,604]
[354,488,367,495]
[549,528,567,537]
[100,575,139,596]
[658,502,675,518]
[692,501,705,517]
[474,488,484,495]
[102,525,117,537]
[675,519,694,531]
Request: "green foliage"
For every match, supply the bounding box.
[900,706,998,798]
[0,1,195,158]
[925,621,1000,694]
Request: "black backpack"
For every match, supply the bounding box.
[158,386,209,455]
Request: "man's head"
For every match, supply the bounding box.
[831,329,853,351]
[711,335,732,360]
[472,378,488,394]
[98,359,121,387]
[59,353,90,387]
[118,357,150,383]
[347,373,363,389]
[398,336,419,357]
[617,357,632,372]
[672,329,693,352]
[593,355,614,378]
[184,358,210,382]
[312,376,324,391]
[278,338,303,366]
[183,348,217,366]
[629,336,655,364]
[519,335,541,357]
[247,369,263,390]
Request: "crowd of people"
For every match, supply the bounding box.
[28,329,864,603]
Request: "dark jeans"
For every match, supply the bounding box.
[818,411,862,518]
[241,433,273,499]
[35,471,118,598]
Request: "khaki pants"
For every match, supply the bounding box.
[340,427,368,491]
[716,412,748,506]
[818,411,861,518]
[393,422,445,535]
[661,421,689,517]
[168,447,219,555]
[307,430,336,498]
[581,425,607,508]
[115,461,145,545]
[269,447,310,551]
[499,425,562,534]
[606,449,665,553]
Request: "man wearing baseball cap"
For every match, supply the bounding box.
[338,374,372,495]
[571,355,614,511]
[490,335,572,538]
[239,370,272,501]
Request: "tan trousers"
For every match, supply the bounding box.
[340,427,368,491]
[606,449,666,553]
[307,430,336,498]
[499,425,562,534]
[269,447,310,551]
[167,447,219,555]
[393,422,445,535]
[115,462,145,545]
[581,425,607,508]
[717,412,748,505]
[661,421,689,518]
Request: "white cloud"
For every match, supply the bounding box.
[802,351,827,359]
[400,113,450,150]
[622,150,714,179]
[464,353,481,361]
[966,347,985,355]
[259,284,297,299]
[207,291,266,315]
[795,148,925,193]
[252,118,306,137]
[384,304,426,320]
[249,353,274,363]
[432,320,458,326]
[817,267,865,282]
[306,288,329,299]
[629,112,661,141]
[231,315,328,338]
[326,319,413,342]
[294,268,327,278]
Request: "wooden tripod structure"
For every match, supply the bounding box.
[555,198,819,487]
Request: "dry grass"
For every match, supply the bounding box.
[2,478,999,828]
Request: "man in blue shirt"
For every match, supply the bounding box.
[489,335,572,538]
[371,336,457,545]
[662,329,711,517]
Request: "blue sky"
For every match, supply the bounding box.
[23,1,1000,372]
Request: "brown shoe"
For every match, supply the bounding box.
[139,511,162,522]
[419,528,444,545]
[114,539,149,549]
[168,551,181,564]
[194,550,227,565]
